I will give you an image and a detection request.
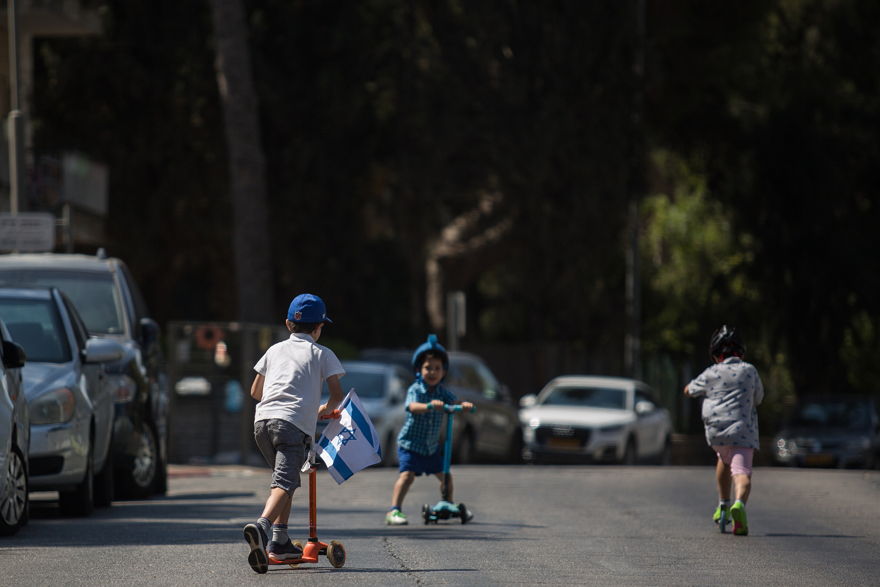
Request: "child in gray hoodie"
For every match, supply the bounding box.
[685,325,764,536]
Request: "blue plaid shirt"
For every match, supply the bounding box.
[397,380,456,456]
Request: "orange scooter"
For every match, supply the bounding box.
[268,410,346,569]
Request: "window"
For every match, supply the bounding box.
[0,298,71,363]
[0,270,126,335]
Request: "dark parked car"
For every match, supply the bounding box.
[773,395,880,469]
[0,252,170,498]
[360,348,522,463]
[0,320,28,534]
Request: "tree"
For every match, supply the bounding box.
[208,0,274,323]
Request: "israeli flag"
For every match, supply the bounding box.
[316,389,382,484]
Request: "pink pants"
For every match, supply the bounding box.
[713,446,754,476]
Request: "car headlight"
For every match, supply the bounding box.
[599,424,625,434]
[30,388,76,424]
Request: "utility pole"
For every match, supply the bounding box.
[7,0,25,215]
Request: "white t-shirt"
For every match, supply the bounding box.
[253,332,345,437]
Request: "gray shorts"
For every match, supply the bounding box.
[254,419,308,495]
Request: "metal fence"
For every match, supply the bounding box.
[166,320,287,465]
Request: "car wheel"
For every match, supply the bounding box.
[0,445,29,535]
[508,430,525,464]
[381,433,396,467]
[60,442,95,517]
[621,438,637,465]
[454,430,475,465]
[659,436,672,466]
[119,424,158,499]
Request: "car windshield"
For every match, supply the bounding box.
[541,386,627,410]
[325,370,386,399]
[0,269,125,335]
[790,400,871,430]
[0,298,71,362]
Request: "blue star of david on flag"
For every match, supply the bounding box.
[316,389,382,484]
[339,427,357,446]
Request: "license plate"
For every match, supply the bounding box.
[804,453,834,466]
[547,437,581,450]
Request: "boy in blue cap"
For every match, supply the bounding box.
[243,293,345,573]
[385,334,473,525]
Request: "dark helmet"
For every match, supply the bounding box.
[411,334,449,377]
[709,325,745,358]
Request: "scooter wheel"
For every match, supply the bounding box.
[422,503,432,524]
[327,540,346,568]
[458,503,471,524]
[286,541,304,568]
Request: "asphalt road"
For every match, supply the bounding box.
[4,464,879,586]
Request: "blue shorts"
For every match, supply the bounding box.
[398,446,443,475]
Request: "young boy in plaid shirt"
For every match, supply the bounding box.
[385,334,473,525]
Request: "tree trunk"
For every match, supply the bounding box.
[424,190,512,331]
[209,0,273,323]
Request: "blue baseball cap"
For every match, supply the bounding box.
[287,293,333,324]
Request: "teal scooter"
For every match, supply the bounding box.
[422,404,476,524]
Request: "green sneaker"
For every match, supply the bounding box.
[713,504,729,524]
[385,509,408,525]
[730,501,748,535]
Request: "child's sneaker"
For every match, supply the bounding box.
[730,501,748,536]
[385,509,408,525]
[267,539,303,561]
[243,523,269,574]
[712,504,728,525]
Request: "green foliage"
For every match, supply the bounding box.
[25,0,880,399]
[841,312,880,396]
[646,0,880,396]
[640,151,757,359]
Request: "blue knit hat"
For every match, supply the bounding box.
[411,334,449,377]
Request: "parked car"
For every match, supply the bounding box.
[0,252,170,498]
[519,375,673,464]
[359,348,522,463]
[0,287,124,515]
[0,320,28,535]
[317,360,410,466]
[773,395,880,469]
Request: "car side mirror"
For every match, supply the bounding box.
[635,400,655,416]
[519,394,537,408]
[140,317,160,347]
[85,338,125,364]
[2,340,26,369]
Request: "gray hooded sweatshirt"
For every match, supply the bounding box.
[686,357,764,449]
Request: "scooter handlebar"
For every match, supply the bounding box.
[442,404,477,414]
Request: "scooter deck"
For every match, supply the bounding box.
[267,540,346,568]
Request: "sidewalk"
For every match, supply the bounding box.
[167,463,265,479]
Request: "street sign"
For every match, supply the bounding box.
[0,212,56,252]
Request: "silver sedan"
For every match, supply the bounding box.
[0,287,123,516]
